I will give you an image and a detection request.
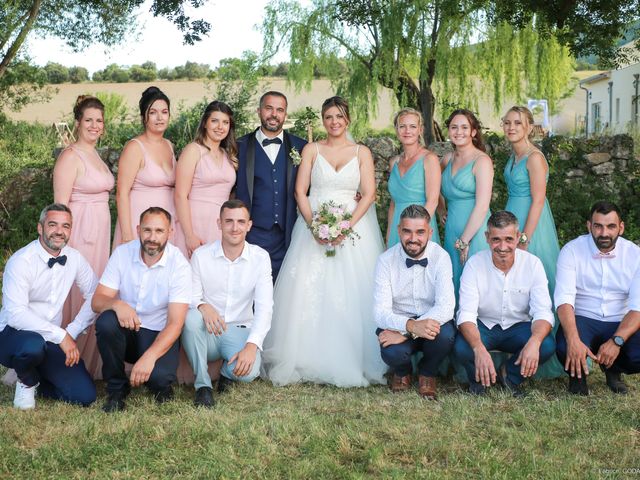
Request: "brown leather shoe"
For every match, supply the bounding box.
[390,374,411,392]
[418,375,437,400]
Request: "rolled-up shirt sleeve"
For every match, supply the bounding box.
[373,255,409,331]
[3,256,67,344]
[554,244,577,309]
[456,260,480,326]
[247,252,274,350]
[65,255,98,339]
[529,258,554,326]
[422,254,455,324]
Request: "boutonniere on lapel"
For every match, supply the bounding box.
[290,148,302,166]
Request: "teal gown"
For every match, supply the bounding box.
[387,157,441,247]
[441,158,490,297]
[504,152,564,378]
[440,158,491,381]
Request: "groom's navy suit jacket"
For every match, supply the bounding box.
[236,128,307,251]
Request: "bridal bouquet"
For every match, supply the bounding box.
[309,201,360,257]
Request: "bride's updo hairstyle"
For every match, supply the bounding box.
[445,108,486,153]
[139,86,171,127]
[321,96,351,125]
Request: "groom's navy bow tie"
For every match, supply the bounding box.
[262,137,282,147]
[48,255,67,268]
[406,257,428,268]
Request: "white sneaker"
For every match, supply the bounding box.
[13,381,38,410]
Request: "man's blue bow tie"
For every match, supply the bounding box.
[48,255,67,268]
[406,257,428,268]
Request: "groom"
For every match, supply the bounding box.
[236,91,307,280]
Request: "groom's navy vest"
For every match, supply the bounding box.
[250,144,288,230]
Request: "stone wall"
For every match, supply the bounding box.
[1,134,638,246]
[363,133,639,243]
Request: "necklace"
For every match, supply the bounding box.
[511,147,535,171]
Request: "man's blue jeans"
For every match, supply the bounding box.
[377,321,456,377]
[556,315,640,375]
[0,326,96,406]
[454,321,555,387]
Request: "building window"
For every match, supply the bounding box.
[592,102,601,132]
[615,98,620,124]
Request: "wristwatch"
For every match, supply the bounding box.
[405,320,419,340]
[612,335,625,347]
[518,233,529,245]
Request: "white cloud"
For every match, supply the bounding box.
[26,0,280,73]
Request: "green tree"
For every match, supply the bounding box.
[158,67,176,80]
[44,62,69,84]
[261,0,576,142]
[0,58,51,110]
[214,51,261,134]
[68,66,89,83]
[130,64,157,82]
[0,1,210,109]
[490,1,640,67]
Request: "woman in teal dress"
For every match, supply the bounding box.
[387,108,441,247]
[503,105,563,378]
[439,109,494,296]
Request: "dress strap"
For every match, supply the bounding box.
[355,144,360,157]
[130,138,148,157]
[164,138,176,164]
[69,145,89,167]
[315,142,320,155]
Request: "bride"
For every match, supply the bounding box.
[262,96,387,387]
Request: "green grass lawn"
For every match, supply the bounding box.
[1,368,639,479]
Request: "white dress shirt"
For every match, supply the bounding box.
[374,242,455,331]
[99,240,191,331]
[457,249,554,329]
[190,241,273,349]
[255,128,284,164]
[554,234,640,322]
[0,239,97,343]
[629,267,640,312]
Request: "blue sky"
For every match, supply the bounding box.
[27,0,283,74]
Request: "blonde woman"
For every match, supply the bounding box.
[387,108,441,247]
[503,106,563,378]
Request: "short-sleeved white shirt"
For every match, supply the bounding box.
[99,240,191,331]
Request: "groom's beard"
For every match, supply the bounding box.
[261,116,284,133]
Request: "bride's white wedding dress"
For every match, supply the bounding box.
[262,145,387,387]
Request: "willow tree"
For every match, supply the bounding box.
[262,0,574,143]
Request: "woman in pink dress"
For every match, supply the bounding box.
[113,86,183,251]
[53,95,115,379]
[175,100,237,258]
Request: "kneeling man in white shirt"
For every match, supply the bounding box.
[181,200,273,408]
[454,211,555,396]
[555,201,640,395]
[0,204,97,409]
[92,207,191,412]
